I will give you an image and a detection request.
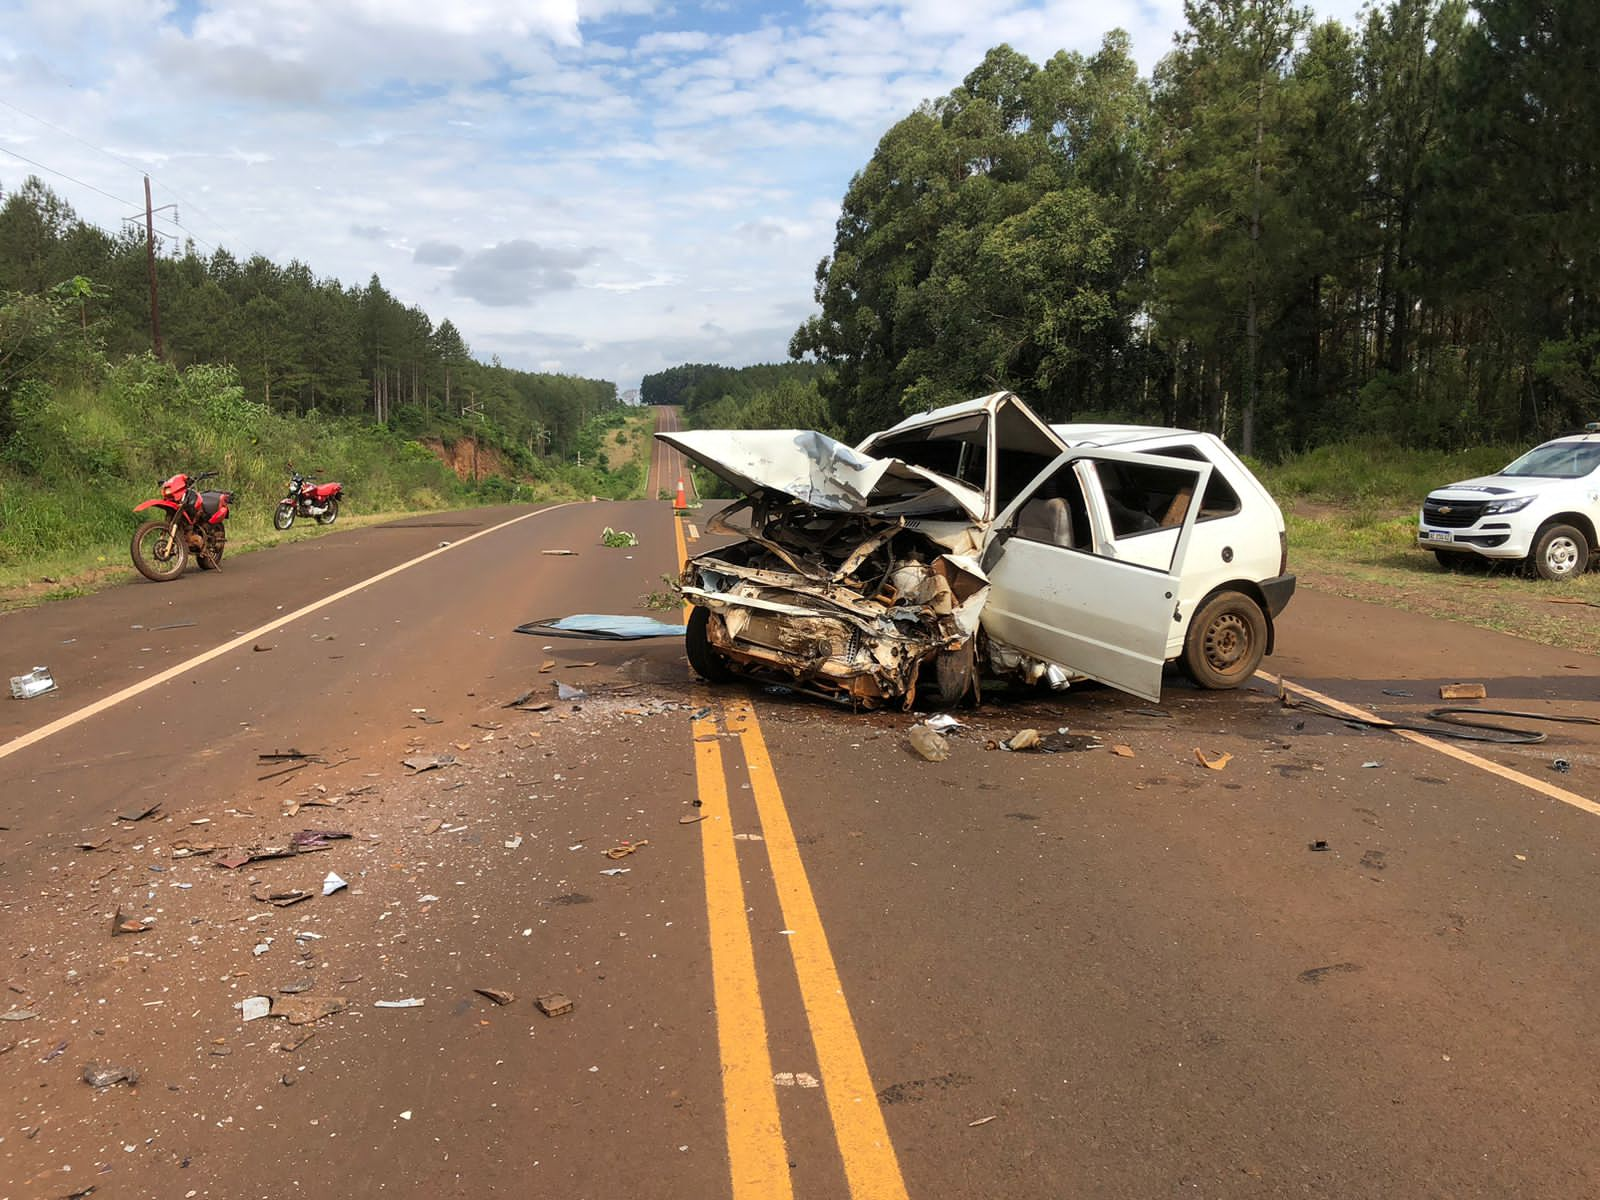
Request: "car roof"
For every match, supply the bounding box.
[1049,422,1208,447]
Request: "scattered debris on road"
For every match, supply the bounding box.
[272,996,349,1025]
[242,996,272,1021]
[1440,682,1488,700]
[1553,758,1572,774]
[1309,840,1331,852]
[515,614,686,640]
[1194,749,1232,771]
[603,839,648,860]
[81,1063,139,1088]
[474,988,515,1006]
[541,549,578,556]
[600,527,639,547]
[374,998,425,1009]
[117,802,162,822]
[556,682,588,702]
[8,666,55,699]
[1110,744,1135,758]
[402,754,457,773]
[536,993,574,1017]
[908,725,951,761]
[322,872,348,895]
[1004,729,1042,752]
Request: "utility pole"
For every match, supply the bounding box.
[143,175,163,359]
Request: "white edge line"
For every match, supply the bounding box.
[0,503,574,763]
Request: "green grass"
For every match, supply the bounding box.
[1257,440,1519,511]
[0,358,644,604]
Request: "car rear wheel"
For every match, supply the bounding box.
[932,640,977,706]
[1183,591,1268,689]
[685,606,735,682]
[1530,523,1589,581]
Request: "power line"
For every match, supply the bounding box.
[0,142,134,209]
[0,99,269,261]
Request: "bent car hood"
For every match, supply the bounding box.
[656,429,986,522]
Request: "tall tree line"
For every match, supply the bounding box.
[793,0,1600,455]
[0,177,617,460]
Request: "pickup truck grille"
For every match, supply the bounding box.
[1422,499,1487,528]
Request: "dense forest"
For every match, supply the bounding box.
[0,176,617,461]
[789,0,1599,455]
[640,362,832,431]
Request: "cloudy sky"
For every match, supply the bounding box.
[0,0,1367,392]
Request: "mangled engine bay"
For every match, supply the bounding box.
[682,492,988,706]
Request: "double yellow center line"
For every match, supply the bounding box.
[676,515,909,1200]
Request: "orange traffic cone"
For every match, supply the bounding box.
[674,478,687,512]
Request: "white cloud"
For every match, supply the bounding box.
[0,0,1372,387]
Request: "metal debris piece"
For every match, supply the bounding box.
[1553,758,1572,774]
[599,868,630,877]
[374,998,425,1009]
[118,802,162,822]
[1309,840,1331,852]
[556,682,588,702]
[271,995,349,1025]
[42,1040,67,1062]
[474,988,516,1006]
[541,549,578,556]
[535,993,574,1017]
[323,872,348,896]
[1380,688,1413,697]
[1439,683,1487,700]
[515,615,686,640]
[401,754,457,773]
[251,888,313,907]
[1361,761,1383,769]
[603,839,649,860]
[276,1029,316,1052]
[258,749,318,762]
[924,714,963,733]
[82,1063,139,1088]
[1194,749,1232,771]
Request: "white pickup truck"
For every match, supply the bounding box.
[1418,428,1600,579]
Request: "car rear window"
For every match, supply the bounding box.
[1135,443,1241,520]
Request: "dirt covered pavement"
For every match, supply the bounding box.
[1,486,1599,1199]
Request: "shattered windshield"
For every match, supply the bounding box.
[869,414,989,491]
[1500,442,1600,478]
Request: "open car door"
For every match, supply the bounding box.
[980,447,1211,701]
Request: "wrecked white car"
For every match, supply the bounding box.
[658,392,1295,706]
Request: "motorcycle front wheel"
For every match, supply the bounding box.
[131,519,189,582]
[273,502,296,530]
[316,498,339,526]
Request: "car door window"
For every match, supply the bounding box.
[1087,459,1198,544]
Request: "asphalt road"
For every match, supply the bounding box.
[2,419,1599,1199]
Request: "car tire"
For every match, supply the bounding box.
[685,606,735,682]
[932,640,977,706]
[1529,523,1589,581]
[1433,550,1463,571]
[1183,590,1268,690]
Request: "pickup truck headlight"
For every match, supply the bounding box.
[1481,496,1533,515]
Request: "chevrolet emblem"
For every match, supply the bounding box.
[1438,505,1453,514]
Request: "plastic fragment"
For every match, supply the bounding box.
[1194,748,1232,771]
[323,872,348,896]
[908,725,950,762]
[242,996,271,1022]
[82,1063,139,1088]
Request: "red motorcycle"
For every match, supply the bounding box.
[130,470,234,582]
[273,467,344,530]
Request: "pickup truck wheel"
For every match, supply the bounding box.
[1530,523,1589,581]
[685,606,735,682]
[1433,550,1463,571]
[1183,591,1268,689]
